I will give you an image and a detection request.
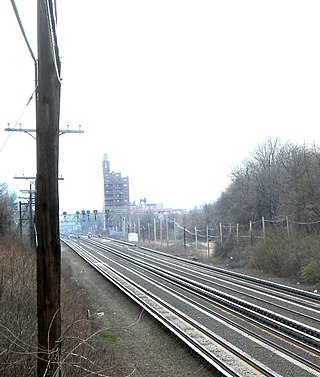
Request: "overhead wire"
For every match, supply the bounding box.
[7,0,62,139]
[45,0,62,82]
[1,2,38,154]
[10,0,37,64]
[0,88,36,153]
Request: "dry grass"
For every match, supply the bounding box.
[0,235,117,376]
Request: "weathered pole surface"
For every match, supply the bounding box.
[36,1,61,375]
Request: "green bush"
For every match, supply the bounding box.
[300,258,320,286]
[249,231,313,279]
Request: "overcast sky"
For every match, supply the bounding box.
[1,1,320,212]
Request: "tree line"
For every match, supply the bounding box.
[209,139,320,226]
[2,138,320,287]
[133,138,320,235]
[132,139,320,288]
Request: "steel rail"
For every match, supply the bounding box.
[106,236,320,303]
[86,238,320,349]
[104,238,320,321]
[62,238,275,377]
[62,237,320,376]
[130,261,320,374]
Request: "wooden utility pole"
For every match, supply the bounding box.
[36,1,61,375]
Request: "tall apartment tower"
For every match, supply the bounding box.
[102,154,130,210]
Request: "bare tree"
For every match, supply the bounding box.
[0,183,17,235]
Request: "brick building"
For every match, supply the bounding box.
[102,154,130,210]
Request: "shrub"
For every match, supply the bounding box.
[0,236,37,376]
[0,236,115,376]
[249,230,313,279]
[214,234,237,260]
[300,258,320,286]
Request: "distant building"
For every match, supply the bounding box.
[130,197,173,214]
[102,154,130,210]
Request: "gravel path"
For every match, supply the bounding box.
[61,244,220,377]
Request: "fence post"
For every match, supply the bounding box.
[262,216,265,241]
[206,226,209,255]
[286,216,290,238]
[184,226,187,253]
[249,220,253,243]
[160,217,163,247]
[236,223,239,247]
[154,217,157,246]
[166,215,169,247]
[219,222,223,244]
[195,226,198,249]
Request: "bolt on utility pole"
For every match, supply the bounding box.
[36,1,61,375]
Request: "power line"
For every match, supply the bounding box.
[10,0,37,64]
[4,1,39,154]
[0,88,36,153]
[45,0,62,82]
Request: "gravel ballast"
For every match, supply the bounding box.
[61,244,220,377]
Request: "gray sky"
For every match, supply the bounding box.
[1,1,320,212]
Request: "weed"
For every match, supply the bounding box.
[98,330,117,342]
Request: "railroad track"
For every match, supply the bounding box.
[62,236,320,377]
